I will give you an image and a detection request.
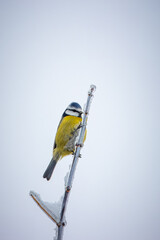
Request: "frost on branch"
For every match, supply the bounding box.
[29,191,63,224]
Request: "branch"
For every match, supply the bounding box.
[57,84,96,240]
[29,84,96,240]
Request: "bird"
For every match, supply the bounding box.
[43,102,87,181]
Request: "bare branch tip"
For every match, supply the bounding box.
[90,84,96,92]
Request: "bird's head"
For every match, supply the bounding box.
[64,102,83,118]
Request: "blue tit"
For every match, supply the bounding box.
[43,102,87,181]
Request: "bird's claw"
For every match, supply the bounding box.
[77,123,86,130]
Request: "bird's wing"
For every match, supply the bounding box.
[53,115,64,150]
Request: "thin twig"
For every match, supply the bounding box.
[57,84,96,240]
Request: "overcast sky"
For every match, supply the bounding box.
[1,0,160,240]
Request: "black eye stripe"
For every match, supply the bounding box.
[68,109,81,113]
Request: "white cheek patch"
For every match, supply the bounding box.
[65,109,79,117]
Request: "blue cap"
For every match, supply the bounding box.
[69,102,82,109]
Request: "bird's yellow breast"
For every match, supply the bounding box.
[54,116,82,157]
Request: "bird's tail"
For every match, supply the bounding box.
[43,152,60,181]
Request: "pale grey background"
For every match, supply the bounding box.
[0,0,160,240]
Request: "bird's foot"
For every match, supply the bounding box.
[76,142,84,147]
[77,123,86,130]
